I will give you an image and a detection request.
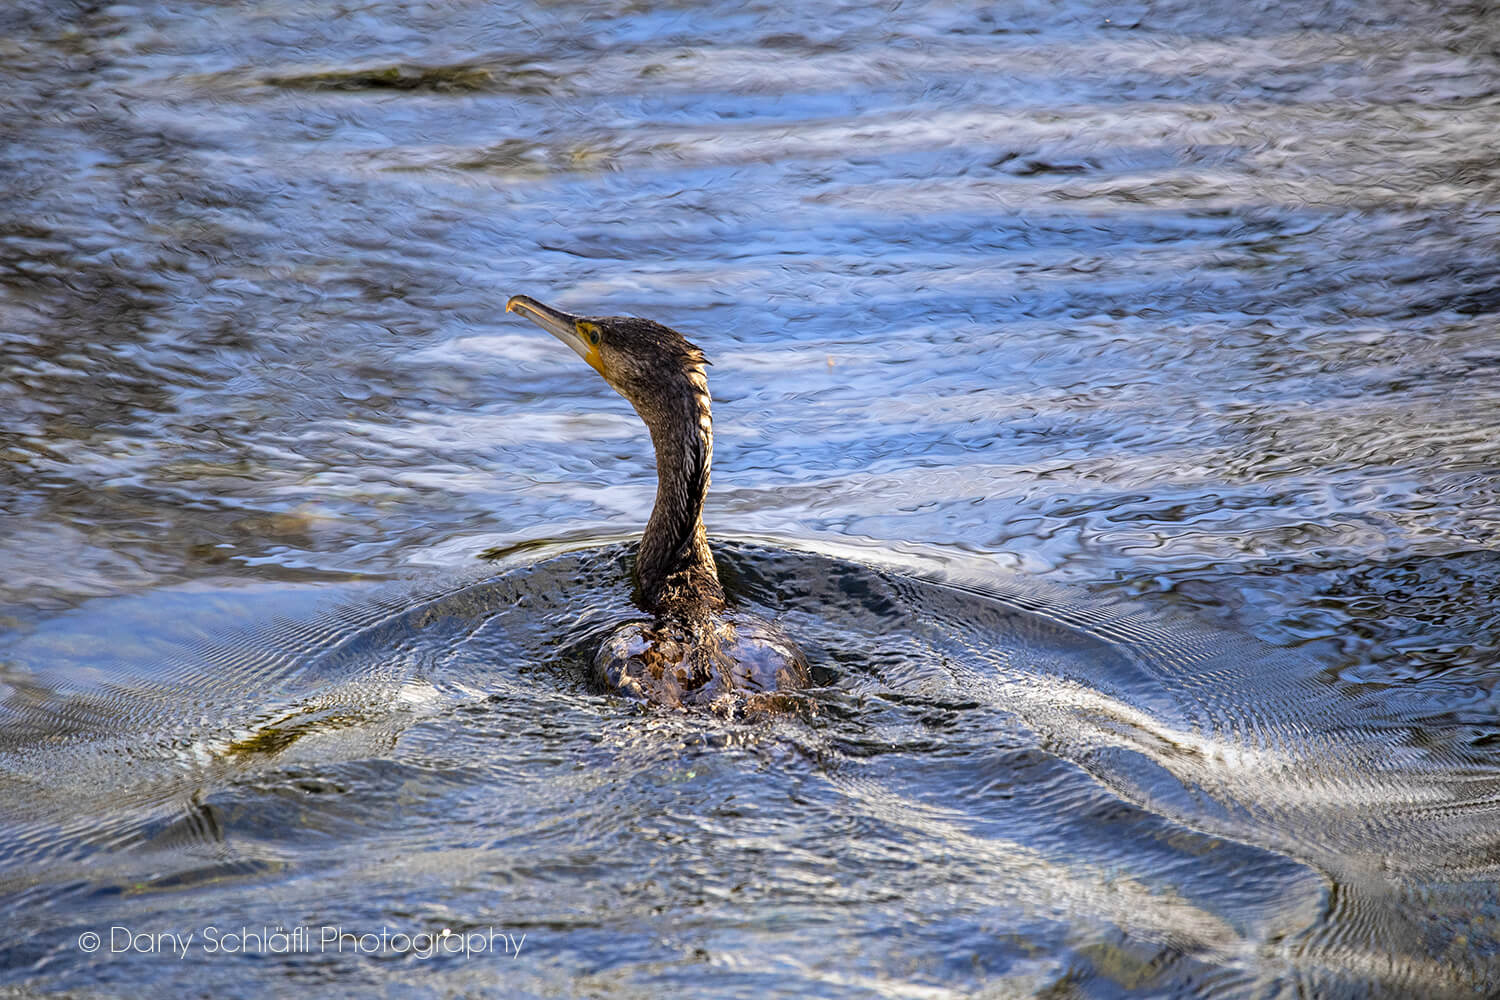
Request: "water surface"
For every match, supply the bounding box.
[2,1,1499,996]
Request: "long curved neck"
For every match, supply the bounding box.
[632,364,725,617]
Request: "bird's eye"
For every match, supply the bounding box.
[588,328,600,346]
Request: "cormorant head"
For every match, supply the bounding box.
[506,294,710,419]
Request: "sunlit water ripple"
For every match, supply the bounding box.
[2,1,1498,996]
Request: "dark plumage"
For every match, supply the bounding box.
[506,294,810,714]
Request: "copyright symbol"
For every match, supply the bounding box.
[78,931,100,953]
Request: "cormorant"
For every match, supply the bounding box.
[506,294,811,715]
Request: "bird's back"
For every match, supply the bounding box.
[592,612,811,717]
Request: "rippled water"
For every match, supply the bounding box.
[3,1,1499,996]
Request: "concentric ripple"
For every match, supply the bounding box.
[1,539,1495,997]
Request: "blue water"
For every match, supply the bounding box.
[2,1,1498,996]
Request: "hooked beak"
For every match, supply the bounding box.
[506,294,599,371]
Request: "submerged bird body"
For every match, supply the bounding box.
[593,614,808,709]
[506,294,810,713]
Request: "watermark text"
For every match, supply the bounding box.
[77,925,525,961]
